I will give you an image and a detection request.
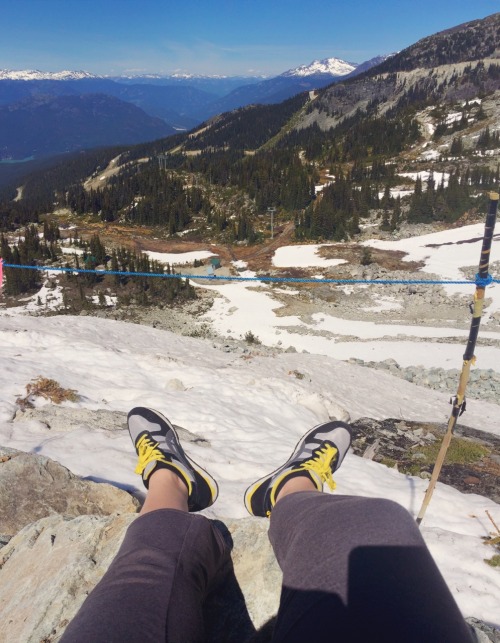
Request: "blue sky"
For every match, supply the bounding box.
[1,0,498,76]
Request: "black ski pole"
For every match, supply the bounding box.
[416,192,499,526]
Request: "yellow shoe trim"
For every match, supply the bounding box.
[300,444,338,491]
[134,434,193,496]
[269,468,322,508]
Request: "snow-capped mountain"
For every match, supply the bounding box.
[0,69,99,81]
[171,72,229,79]
[282,57,357,77]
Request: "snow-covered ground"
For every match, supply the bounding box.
[398,170,450,188]
[1,222,499,625]
[363,223,500,309]
[145,250,217,265]
[196,223,500,372]
[272,244,346,268]
[0,314,499,625]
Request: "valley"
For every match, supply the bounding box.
[1,11,500,641]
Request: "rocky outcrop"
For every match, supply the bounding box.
[0,514,135,643]
[0,510,496,643]
[0,513,281,643]
[348,358,500,404]
[350,418,500,504]
[0,447,139,539]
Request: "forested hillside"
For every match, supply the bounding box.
[1,12,499,248]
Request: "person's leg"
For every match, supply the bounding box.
[61,506,227,643]
[244,420,474,643]
[61,408,228,643]
[269,492,474,643]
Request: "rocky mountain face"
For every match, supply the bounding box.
[295,13,500,132]
[374,12,500,73]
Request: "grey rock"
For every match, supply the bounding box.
[0,513,281,643]
[348,359,500,403]
[0,534,11,547]
[0,450,139,537]
[14,406,128,433]
[0,513,134,643]
[467,618,500,643]
[13,406,210,447]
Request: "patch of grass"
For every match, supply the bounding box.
[484,554,500,568]
[360,247,373,266]
[419,437,489,466]
[17,376,79,408]
[380,457,398,469]
[401,463,422,476]
[289,370,305,380]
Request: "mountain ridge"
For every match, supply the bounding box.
[0,93,174,160]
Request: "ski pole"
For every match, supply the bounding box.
[416,192,499,526]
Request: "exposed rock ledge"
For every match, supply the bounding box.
[0,513,281,643]
[0,446,139,540]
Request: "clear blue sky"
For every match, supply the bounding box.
[2,0,498,76]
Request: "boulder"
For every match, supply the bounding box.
[0,514,135,643]
[0,513,281,643]
[0,448,139,537]
[13,407,128,433]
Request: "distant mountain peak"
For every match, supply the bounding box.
[171,72,229,79]
[0,69,99,81]
[282,57,358,78]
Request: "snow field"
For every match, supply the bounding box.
[272,244,347,268]
[1,222,500,625]
[145,249,217,265]
[0,314,499,623]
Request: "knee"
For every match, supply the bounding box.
[358,497,414,524]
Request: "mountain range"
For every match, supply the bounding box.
[0,56,384,161]
[0,10,499,212]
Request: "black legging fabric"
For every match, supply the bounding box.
[61,494,474,642]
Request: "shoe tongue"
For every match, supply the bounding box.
[142,460,157,485]
[308,470,323,488]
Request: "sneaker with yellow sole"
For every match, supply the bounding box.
[244,421,352,517]
[128,407,218,512]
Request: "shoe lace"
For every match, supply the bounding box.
[300,443,338,490]
[134,434,168,475]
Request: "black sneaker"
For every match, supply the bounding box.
[128,407,218,512]
[244,421,352,517]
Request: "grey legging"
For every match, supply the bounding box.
[61,493,474,642]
